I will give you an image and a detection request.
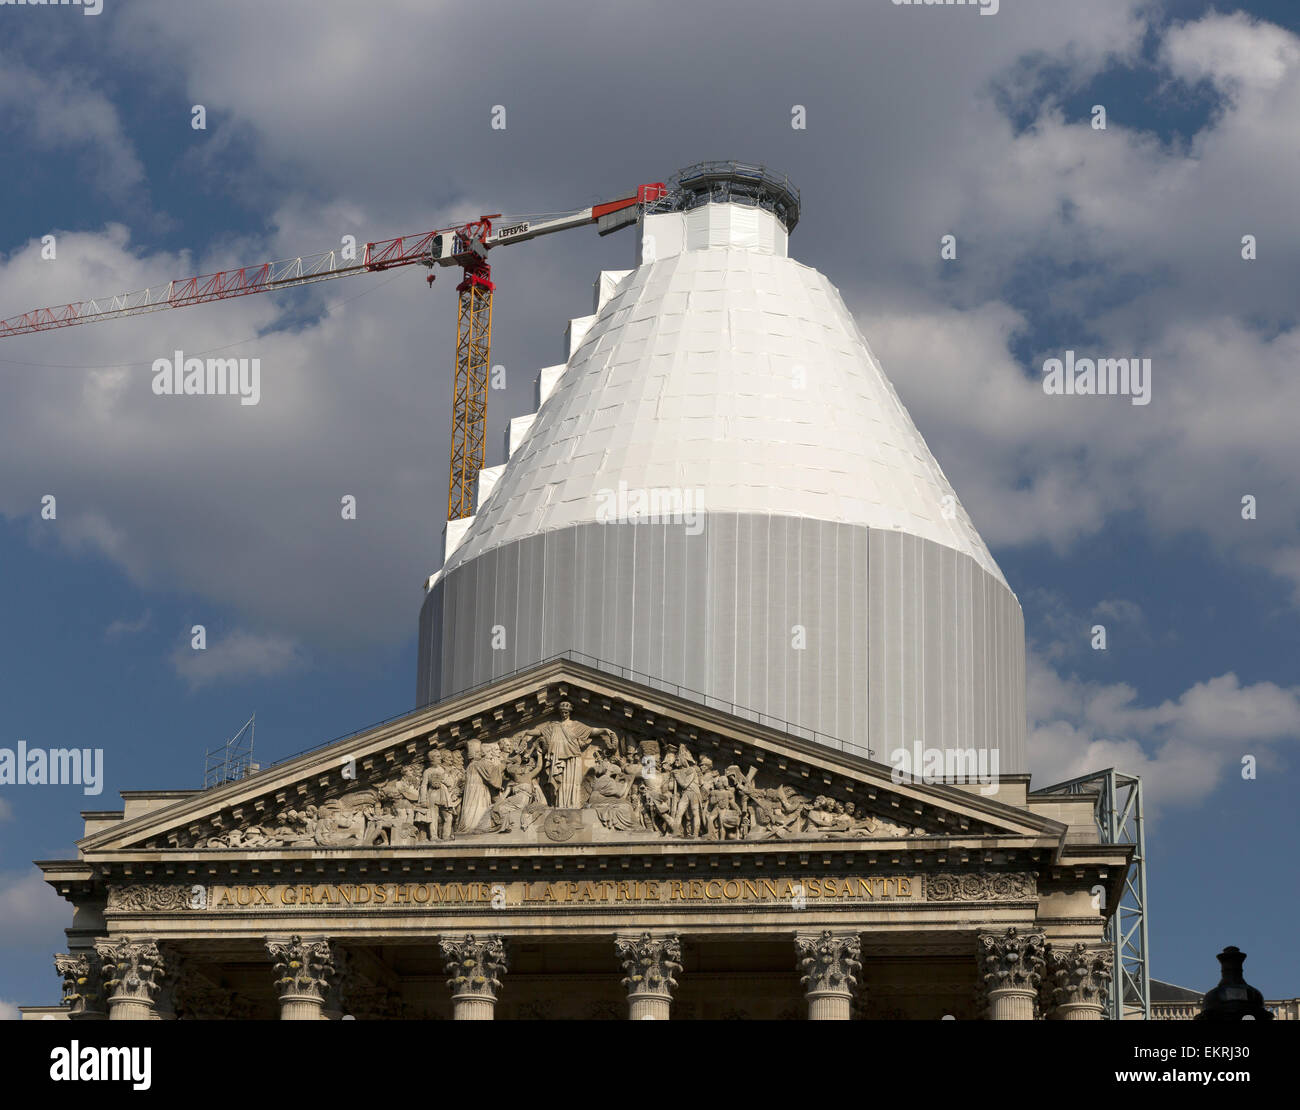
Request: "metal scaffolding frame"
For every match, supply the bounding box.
[1036,768,1150,1020]
[203,714,258,790]
[646,160,802,233]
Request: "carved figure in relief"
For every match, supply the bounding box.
[806,796,853,833]
[269,808,318,846]
[637,749,679,836]
[739,783,808,838]
[367,766,424,845]
[519,701,618,809]
[699,755,719,789]
[668,747,704,838]
[845,806,918,837]
[615,739,643,778]
[722,765,758,837]
[703,770,743,840]
[727,766,759,834]
[313,790,375,846]
[419,751,461,841]
[502,736,548,805]
[489,741,548,834]
[614,740,656,830]
[457,739,505,833]
[585,753,642,831]
[204,825,271,848]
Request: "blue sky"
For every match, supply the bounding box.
[1,0,1298,1012]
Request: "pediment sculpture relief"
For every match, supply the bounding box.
[193,702,930,849]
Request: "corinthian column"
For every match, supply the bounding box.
[54,950,107,1021]
[267,935,335,1020]
[977,927,1046,1020]
[796,931,862,1020]
[616,933,682,1020]
[94,938,166,1021]
[440,935,508,1020]
[1045,943,1112,1020]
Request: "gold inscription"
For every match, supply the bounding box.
[202,875,920,910]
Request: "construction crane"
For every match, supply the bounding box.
[0,180,667,519]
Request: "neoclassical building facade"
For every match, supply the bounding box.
[29,165,1127,1020]
[35,659,1125,1020]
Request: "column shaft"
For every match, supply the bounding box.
[451,995,497,1020]
[1055,1001,1105,1020]
[986,986,1038,1021]
[806,990,853,1021]
[279,995,325,1021]
[108,998,154,1021]
[628,992,672,1021]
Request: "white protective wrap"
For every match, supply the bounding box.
[446,202,1007,590]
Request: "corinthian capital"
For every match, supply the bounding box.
[797,931,862,996]
[94,938,167,1005]
[440,935,508,999]
[266,935,335,1001]
[1046,944,1112,1012]
[979,927,1047,992]
[55,950,106,1018]
[616,933,682,997]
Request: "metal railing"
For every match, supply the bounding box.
[646,160,802,233]
[242,649,871,785]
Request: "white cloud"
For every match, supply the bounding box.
[105,611,152,640]
[107,0,1146,210]
[0,999,20,1021]
[1093,599,1144,626]
[170,629,306,689]
[846,13,1300,599]
[864,298,1300,600]
[1161,10,1300,94]
[0,870,68,949]
[1027,653,1300,814]
[0,215,454,653]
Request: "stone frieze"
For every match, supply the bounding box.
[923,873,1036,901]
[171,704,936,850]
[107,883,199,913]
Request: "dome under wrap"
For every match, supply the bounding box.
[417,198,1025,774]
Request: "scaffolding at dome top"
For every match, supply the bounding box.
[646,160,801,233]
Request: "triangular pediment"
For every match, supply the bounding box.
[81,660,1062,856]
